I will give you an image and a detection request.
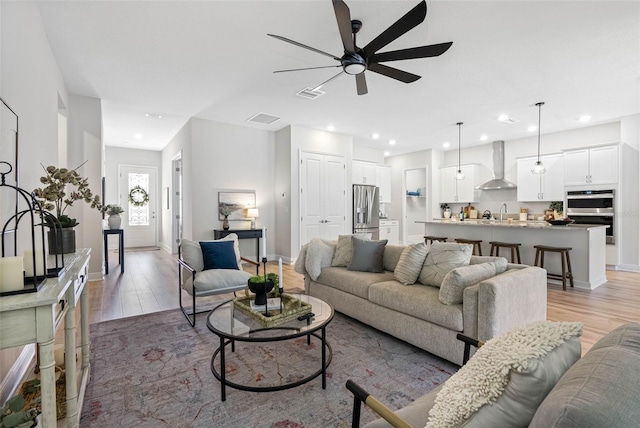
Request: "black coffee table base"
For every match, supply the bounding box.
[210,326,332,401]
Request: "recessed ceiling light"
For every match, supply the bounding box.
[134,133,143,140]
[579,115,591,122]
[327,125,335,131]
[527,125,537,132]
[480,135,488,141]
[384,151,390,157]
[145,113,149,117]
[372,133,380,140]
[158,115,162,119]
[442,142,450,148]
[498,114,509,122]
[389,139,396,145]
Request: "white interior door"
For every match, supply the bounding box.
[119,165,158,248]
[299,151,346,245]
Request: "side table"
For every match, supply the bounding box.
[103,229,124,274]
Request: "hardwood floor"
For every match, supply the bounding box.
[89,248,640,355]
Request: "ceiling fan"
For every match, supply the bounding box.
[268,0,453,95]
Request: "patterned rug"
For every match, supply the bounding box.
[80,308,457,427]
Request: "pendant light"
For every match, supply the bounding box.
[531,102,546,174]
[455,122,465,180]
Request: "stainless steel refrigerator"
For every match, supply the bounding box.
[353,184,379,239]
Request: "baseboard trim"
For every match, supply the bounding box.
[615,264,640,272]
[0,345,35,404]
[88,272,104,282]
[159,242,173,254]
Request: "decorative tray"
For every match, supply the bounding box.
[233,294,312,328]
[547,219,575,226]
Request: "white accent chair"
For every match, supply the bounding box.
[178,234,259,326]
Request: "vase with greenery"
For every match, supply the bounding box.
[549,201,564,219]
[105,204,124,230]
[219,205,231,230]
[33,162,102,254]
[440,203,451,219]
[247,273,280,305]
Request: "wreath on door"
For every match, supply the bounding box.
[128,185,149,207]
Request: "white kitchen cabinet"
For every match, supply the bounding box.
[352,160,377,185]
[440,164,479,203]
[376,165,392,203]
[517,153,564,201]
[379,220,399,244]
[564,145,619,186]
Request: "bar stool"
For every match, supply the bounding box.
[489,241,522,264]
[533,245,574,290]
[424,236,448,244]
[454,238,482,256]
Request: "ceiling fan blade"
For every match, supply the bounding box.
[311,70,345,91]
[332,0,356,54]
[363,0,427,56]
[369,42,453,63]
[274,65,342,73]
[368,63,421,83]
[268,34,342,61]
[356,73,368,95]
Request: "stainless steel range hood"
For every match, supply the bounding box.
[476,141,517,190]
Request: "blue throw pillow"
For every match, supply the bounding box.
[199,240,239,270]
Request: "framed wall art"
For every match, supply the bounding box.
[218,191,256,220]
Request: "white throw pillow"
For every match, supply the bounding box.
[426,321,583,428]
[418,242,472,287]
[331,233,372,267]
[305,238,336,281]
[394,242,428,285]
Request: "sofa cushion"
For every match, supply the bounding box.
[383,245,405,272]
[348,238,388,273]
[426,321,582,428]
[418,243,472,287]
[305,238,336,281]
[439,262,497,305]
[364,384,444,428]
[316,267,395,299]
[187,268,251,296]
[331,233,372,267]
[368,281,463,331]
[530,322,640,428]
[394,242,428,285]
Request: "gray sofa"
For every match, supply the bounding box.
[363,322,640,428]
[302,243,548,365]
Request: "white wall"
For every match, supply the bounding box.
[353,142,384,164]
[274,127,292,261]
[190,118,275,260]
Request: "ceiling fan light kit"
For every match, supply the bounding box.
[269,0,452,95]
[531,102,546,174]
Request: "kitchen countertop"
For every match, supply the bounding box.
[418,219,609,230]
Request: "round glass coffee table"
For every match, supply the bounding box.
[206,293,334,401]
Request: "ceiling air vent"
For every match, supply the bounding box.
[296,87,326,100]
[247,112,280,125]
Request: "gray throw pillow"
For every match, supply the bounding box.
[348,237,388,273]
[331,233,372,267]
[439,262,497,305]
[394,242,428,285]
[418,242,472,287]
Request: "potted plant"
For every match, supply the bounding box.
[549,201,564,219]
[32,162,102,254]
[247,274,280,305]
[440,203,451,219]
[0,394,40,428]
[105,204,124,230]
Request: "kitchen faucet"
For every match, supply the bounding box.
[499,203,508,223]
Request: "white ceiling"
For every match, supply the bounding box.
[37,1,640,155]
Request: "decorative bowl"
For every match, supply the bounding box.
[248,279,274,306]
[546,219,575,226]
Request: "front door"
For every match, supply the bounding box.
[118,165,157,248]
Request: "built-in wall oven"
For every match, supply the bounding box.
[566,190,614,244]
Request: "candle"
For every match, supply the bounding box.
[278,257,283,289]
[0,256,24,293]
[262,227,267,260]
[24,249,46,277]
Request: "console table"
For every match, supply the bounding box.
[213,229,262,274]
[0,249,91,428]
[103,229,124,274]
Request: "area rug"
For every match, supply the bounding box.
[80,308,457,427]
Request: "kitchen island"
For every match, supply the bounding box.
[417,220,608,289]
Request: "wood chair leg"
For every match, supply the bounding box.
[561,250,567,291]
[565,251,575,288]
[516,247,522,264]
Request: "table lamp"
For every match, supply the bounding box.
[247,208,259,229]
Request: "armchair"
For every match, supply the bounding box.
[178,234,259,326]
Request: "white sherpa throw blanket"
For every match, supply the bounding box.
[293,238,336,281]
[426,321,583,428]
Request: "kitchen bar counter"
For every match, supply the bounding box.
[417,220,608,289]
